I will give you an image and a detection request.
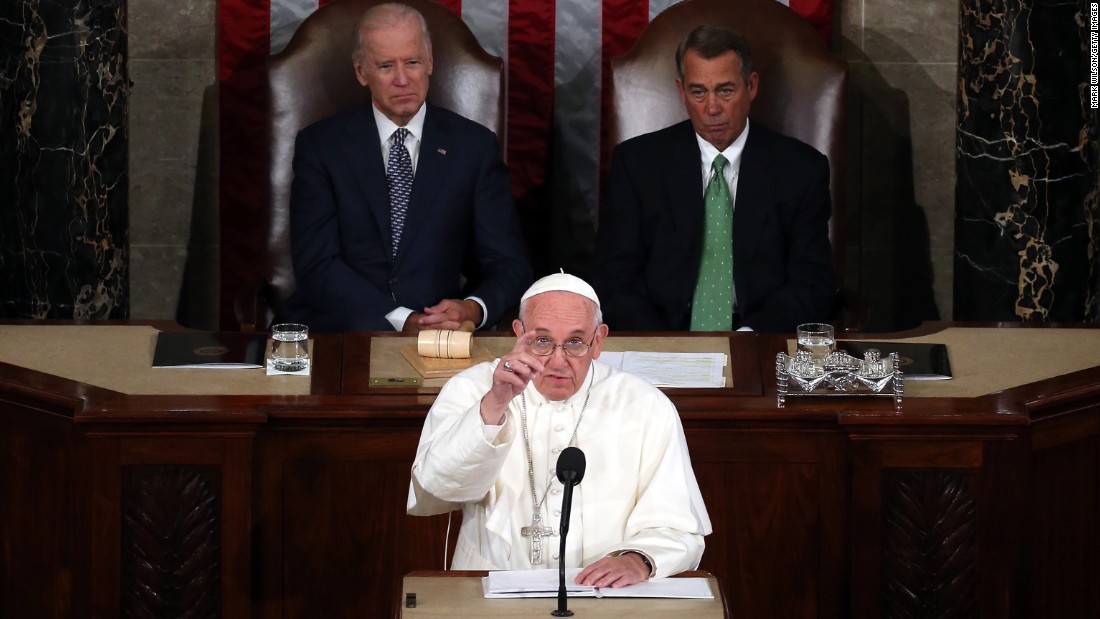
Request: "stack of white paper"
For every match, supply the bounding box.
[482,568,713,599]
[599,352,727,388]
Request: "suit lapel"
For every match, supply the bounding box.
[342,106,394,257]
[733,124,774,272]
[394,104,451,266]
[668,121,706,258]
[666,121,706,320]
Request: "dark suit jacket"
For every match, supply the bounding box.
[281,103,532,332]
[595,120,835,333]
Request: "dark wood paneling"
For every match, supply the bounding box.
[1030,427,1098,617]
[848,425,1034,619]
[87,433,255,618]
[688,431,845,618]
[3,324,1100,618]
[256,427,453,619]
[0,402,75,619]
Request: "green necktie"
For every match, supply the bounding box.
[690,154,733,331]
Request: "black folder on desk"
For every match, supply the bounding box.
[838,340,952,380]
[152,332,267,368]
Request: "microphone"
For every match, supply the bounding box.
[552,447,585,617]
[556,446,586,487]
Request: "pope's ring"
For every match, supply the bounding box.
[503,360,514,372]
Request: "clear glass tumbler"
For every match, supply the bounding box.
[270,323,309,371]
[796,322,835,362]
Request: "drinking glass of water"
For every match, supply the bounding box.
[796,322,835,362]
[270,323,309,372]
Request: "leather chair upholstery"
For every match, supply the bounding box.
[607,0,866,329]
[236,0,503,331]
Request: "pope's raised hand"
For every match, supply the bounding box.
[480,330,545,425]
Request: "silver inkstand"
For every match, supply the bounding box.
[776,348,904,410]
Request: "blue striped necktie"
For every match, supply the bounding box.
[387,127,413,258]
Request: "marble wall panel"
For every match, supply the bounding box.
[955,0,1099,321]
[176,84,220,330]
[931,247,955,320]
[836,0,960,329]
[838,22,866,303]
[128,0,215,59]
[127,0,217,324]
[129,60,211,246]
[900,61,956,323]
[862,0,957,63]
[0,0,130,319]
[130,245,187,318]
[856,59,956,328]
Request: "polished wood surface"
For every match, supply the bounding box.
[2,322,1099,617]
[397,571,728,618]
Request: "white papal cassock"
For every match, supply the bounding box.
[408,358,712,578]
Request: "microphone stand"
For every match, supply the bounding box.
[552,470,576,617]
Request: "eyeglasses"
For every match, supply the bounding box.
[525,333,597,358]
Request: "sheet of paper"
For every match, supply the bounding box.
[156,363,264,369]
[483,568,713,599]
[621,352,726,387]
[600,576,713,599]
[483,568,591,598]
[598,352,625,370]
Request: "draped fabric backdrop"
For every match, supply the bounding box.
[217,0,832,327]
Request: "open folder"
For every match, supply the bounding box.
[482,568,713,599]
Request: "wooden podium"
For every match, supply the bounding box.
[398,571,728,618]
[5,323,1100,617]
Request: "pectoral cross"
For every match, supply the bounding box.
[520,513,557,565]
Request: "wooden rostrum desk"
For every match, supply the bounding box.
[2,322,1100,618]
[398,570,729,618]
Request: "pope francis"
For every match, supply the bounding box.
[408,272,712,588]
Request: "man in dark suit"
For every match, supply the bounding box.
[595,25,835,333]
[281,3,531,333]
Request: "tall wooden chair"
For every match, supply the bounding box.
[235,0,503,331]
[606,0,866,329]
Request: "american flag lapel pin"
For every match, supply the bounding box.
[437,147,447,156]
